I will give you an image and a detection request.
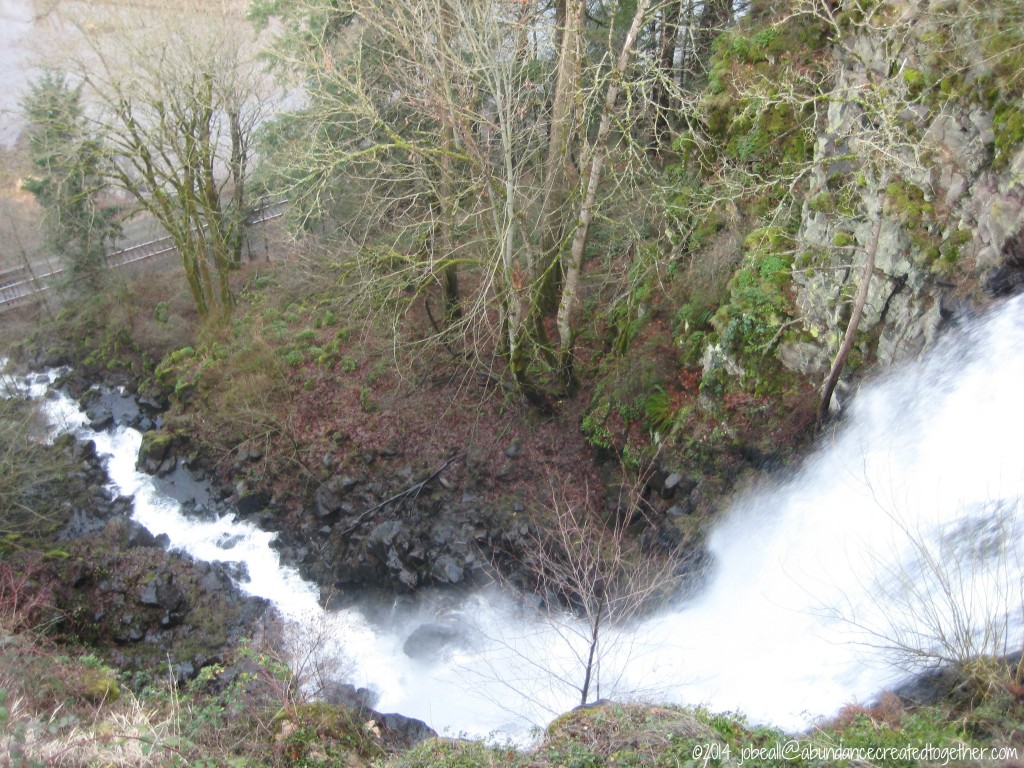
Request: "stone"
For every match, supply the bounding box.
[403,622,461,660]
[171,661,196,684]
[138,571,186,617]
[377,712,436,747]
[665,503,689,520]
[236,489,271,516]
[430,554,464,585]
[368,520,405,558]
[323,682,379,710]
[137,430,173,474]
[314,475,359,518]
[125,521,161,549]
[778,340,830,375]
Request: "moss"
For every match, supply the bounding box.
[138,429,174,464]
[77,665,121,704]
[885,181,932,226]
[808,191,834,214]
[993,100,1024,169]
[901,67,927,97]
[832,230,856,248]
[709,226,795,390]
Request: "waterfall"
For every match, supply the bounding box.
[4,293,1024,741]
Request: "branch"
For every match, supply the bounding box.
[337,452,465,536]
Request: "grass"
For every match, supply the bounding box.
[3,642,1022,768]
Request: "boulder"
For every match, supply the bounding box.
[314,475,359,519]
[138,570,187,627]
[376,711,437,747]
[137,430,174,474]
[323,682,379,710]
[430,554,464,585]
[402,622,462,660]
[236,489,271,516]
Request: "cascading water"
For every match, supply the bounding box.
[5,293,1024,741]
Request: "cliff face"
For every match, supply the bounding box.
[778,0,1024,382]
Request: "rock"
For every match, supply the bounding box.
[171,661,196,684]
[236,489,271,516]
[217,534,244,550]
[76,439,98,463]
[368,520,405,558]
[87,408,114,431]
[137,430,174,474]
[777,340,830,375]
[138,571,187,627]
[376,711,437,747]
[665,503,690,521]
[323,682,379,710]
[394,568,417,589]
[504,440,521,459]
[893,666,960,706]
[314,475,359,519]
[403,623,462,660]
[430,554,464,585]
[125,520,163,549]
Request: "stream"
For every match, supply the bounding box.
[6,293,1024,742]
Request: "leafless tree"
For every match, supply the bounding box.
[483,481,685,711]
[53,1,272,321]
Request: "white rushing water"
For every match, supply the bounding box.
[5,293,1024,740]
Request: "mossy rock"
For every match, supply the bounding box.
[138,429,174,465]
[76,665,121,704]
[275,702,388,764]
[545,702,721,763]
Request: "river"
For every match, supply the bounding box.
[6,294,1024,742]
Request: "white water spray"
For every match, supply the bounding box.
[5,294,1024,739]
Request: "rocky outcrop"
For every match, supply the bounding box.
[283,466,531,592]
[774,6,1024,387]
[53,519,268,676]
[3,402,268,680]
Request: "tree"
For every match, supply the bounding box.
[56,2,269,321]
[255,0,689,396]
[485,483,684,711]
[21,71,120,291]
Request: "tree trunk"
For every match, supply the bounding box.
[557,0,653,392]
[228,108,246,264]
[580,611,602,706]
[817,194,885,425]
[653,0,682,149]
[535,0,583,313]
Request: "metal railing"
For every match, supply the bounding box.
[0,199,286,313]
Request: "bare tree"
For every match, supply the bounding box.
[836,488,1024,700]
[487,482,684,710]
[257,0,689,397]
[55,1,270,321]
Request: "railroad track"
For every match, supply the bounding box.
[0,199,286,313]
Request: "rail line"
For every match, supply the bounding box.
[0,199,285,313]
